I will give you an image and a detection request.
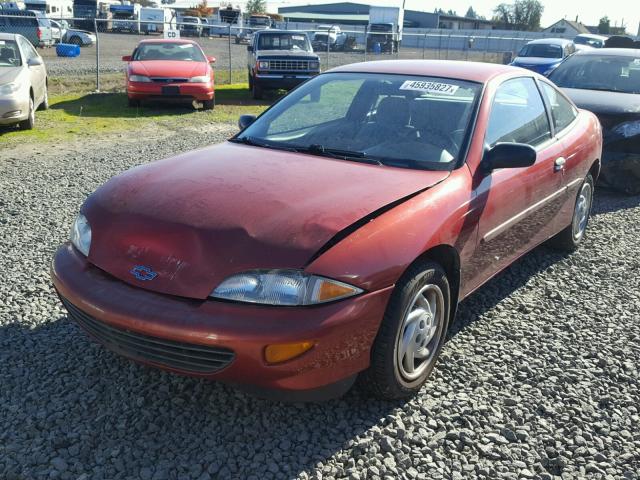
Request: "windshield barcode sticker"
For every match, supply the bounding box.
[400,80,459,95]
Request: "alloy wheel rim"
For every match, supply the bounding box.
[572,182,592,241]
[396,284,444,381]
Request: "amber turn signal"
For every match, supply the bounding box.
[265,341,314,364]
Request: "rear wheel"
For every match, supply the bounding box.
[69,36,82,46]
[360,260,451,399]
[18,97,35,130]
[549,173,594,251]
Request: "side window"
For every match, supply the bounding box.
[486,77,552,148]
[540,82,578,133]
[18,37,38,61]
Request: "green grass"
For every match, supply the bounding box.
[0,83,268,145]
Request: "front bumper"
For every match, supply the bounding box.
[0,95,28,125]
[51,244,392,398]
[254,73,317,90]
[127,81,214,102]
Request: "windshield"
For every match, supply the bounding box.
[549,54,640,94]
[182,17,198,24]
[0,40,21,67]
[257,33,310,51]
[574,36,603,48]
[133,42,205,61]
[249,17,270,26]
[519,43,563,58]
[235,73,481,171]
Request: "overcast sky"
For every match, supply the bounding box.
[262,0,640,33]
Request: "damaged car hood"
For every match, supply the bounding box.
[561,88,640,116]
[83,142,449,299]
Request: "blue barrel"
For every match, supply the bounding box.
[56,43,81,58]
[373,42,382,54]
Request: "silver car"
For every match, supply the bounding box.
[0,32,47,130]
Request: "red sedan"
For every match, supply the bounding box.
[122,39,215,109]
[52,61,602,401]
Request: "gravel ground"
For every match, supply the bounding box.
[0,129,639,480]
[39,32,503,79]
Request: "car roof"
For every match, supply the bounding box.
[0,32,19,41]
[328,60,524,84]
[136,38,198,45]
[257,29,304,34]
[527,38,573,46]
[575,33,607,39]
[573,47,640,56]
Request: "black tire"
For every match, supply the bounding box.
[549,173,594,251]
[127,97,140,108]
[18,96,35,130]
[252,79,263,100]
[69,36,82,46]
[248,70,253,89]
[360,260,451,400]
[202,98,215,110]
[38,84,49,111]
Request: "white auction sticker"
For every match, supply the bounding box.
[400,80,459,95]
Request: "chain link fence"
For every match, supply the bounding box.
[0,13,545,93]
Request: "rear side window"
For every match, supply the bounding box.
[486,77,552,147]
[539,81,578,133]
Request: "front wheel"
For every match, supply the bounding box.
[251,79,263,100]
[549,173,594,251]
[18,97,35,130]
[360,260,451,399]
[202,98,215,110]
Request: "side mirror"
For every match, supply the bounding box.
[27,57,43,67]
[207,55,216,63]
[122,55,132,62]
[483,143,537,171]
[247,45,253,52]
[238,114,257,130]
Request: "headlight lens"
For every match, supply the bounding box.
[129,74,151,83]
[258,60,269,69]
[189,75,210,83]
[309,61,320,70]
[0,82,19,95]
[210,269,363,306]
[70,213,91,256]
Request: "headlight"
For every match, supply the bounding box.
[189,75,210,83]
[210,269,363,306]
[0,82,19,95]
[309,61,320,69]
[70,213,91,256]
[258,60,269,70]
[129,74,151,83]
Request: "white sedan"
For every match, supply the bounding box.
[0,33,48,130]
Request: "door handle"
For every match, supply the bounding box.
[554,157,566,172]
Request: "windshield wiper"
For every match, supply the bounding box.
[299,144,384,166]
[229,136,299,152]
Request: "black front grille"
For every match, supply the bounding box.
[268,59,310,71]
[61,297,235,374]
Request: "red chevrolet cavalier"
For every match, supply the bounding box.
[52,61,602,400]
[123,39,215,109]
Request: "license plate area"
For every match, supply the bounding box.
[162,86,180,95]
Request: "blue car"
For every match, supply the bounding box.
[511,38,576,76]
